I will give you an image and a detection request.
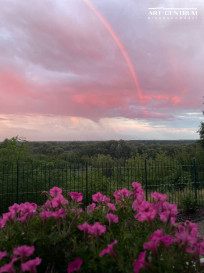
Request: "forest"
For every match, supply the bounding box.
[0,137,204,213]
[0,137,203,165]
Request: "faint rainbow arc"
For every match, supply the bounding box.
[83,0,144,100]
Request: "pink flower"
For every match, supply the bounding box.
[50,186,62,197]
[159,202,178,225]
[132,182,143,191]
[160,235,175,249]
[88,222,106,237]
[0,251,7,261]
[13,245,35,261]
[175,223,197,248]
[68,192,83,202]
[13,202,37,224]
[0,257,18,273]
[113,188,131,202]
[0,212,15,229]
[99,240,117,257]
[8,203,20,214]
[42,200,52,211]
[15,212,29,223]
[2,212,15,222]
[133,251,148,273]
[67,258,83,273]
[162,202,178,216]
[51,194,68,208]
[92,192,110,204]
[184,221,198,236]
[143,229,163,254]
[78,222,91,235]
[132,182,145,200]
[39,209,66,221]
[132,197,143,211]
[143,238,160,254]
[151,192,167,202]
[159,211,170,223]
[107,203,116,212]
[86,203,96,214]
[135,201,156,223]
[0,218,6,229]
[39,211,53,220]
[106,213,119,225]
[19,202,38,215]
[52,209,67,221]
[185,243,200,257]
[143,229,174,254]
[21,257,42,273]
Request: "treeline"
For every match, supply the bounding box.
[0,137,203,165]
[0,137,204,212]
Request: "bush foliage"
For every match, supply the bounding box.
[0,183,204,272]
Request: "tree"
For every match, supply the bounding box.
[198,100,204,148]
[0,136,29,163]
[198,122,204,147]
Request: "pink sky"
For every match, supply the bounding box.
[0,0,203,141]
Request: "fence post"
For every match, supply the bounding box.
[16,161,19,204]
[144,159,148,201]
[86,162,88,205]
[192,158,197,203]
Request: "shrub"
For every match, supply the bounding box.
[182,195,197,213]
[0,184,204,272]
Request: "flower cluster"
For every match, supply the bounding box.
[132,188,178,225]
[113,188,131,204]
[143,229,175,254]
[0,245,41,273]
[78,222,106,237]
[175,220,204,258]
[0,202,38,228]
[0,182,204,273]
[92,192,110,204]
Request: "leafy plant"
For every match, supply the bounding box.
[0,184,204,273]
[182,195,197,213]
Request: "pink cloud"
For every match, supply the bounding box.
[0,0,203,135]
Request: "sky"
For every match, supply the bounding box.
[0,0,203,141]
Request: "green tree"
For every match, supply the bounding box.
[198,101,204,148]
[0,136,29,163]
[198,122,204,147]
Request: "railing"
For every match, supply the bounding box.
[0,159,204,213]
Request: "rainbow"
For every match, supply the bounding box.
[83,0,145,100]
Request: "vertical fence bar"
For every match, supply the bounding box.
[2,165,5,211]
[128,160,129,190]
[192,158,197,203]
[65,166,67,193]
[91,162,93,197]
[78,162,79,192]
[105,162,107,196]
[116,161,118,190]
[86,162,88,204]
[16,161,19,204]
[22,163,25,202]
[144,159,148,201]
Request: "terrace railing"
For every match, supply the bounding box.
[0,159,204,213]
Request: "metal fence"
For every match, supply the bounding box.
[0,159,204,213]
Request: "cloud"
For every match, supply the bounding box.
[0,114,199,141]
[0,0,203,140]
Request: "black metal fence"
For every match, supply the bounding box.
[0,159,204,213]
